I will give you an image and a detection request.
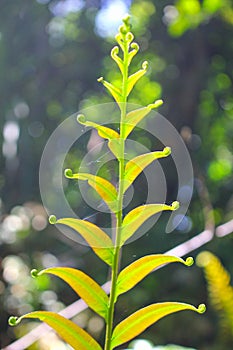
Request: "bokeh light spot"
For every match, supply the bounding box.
[95,0,130,37]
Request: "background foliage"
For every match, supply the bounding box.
[0,0,233,349]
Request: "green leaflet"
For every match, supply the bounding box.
[115,20,134,53]
[115,32,126,52]
[65,170,118,213]
[126,61,148,96]
[32,267,108,320]
[77,114,120,140]
[123,147,171,193]
[49,216,114,266]
[115,255,194,299]
[9,311,102,350]
[77,114,121,159]
[120,202,179,246]
[127,42,139,66]
[108,138,123,160]
[110,302,206,349]
[97,77,122,104]
[122,100,163,139]
[111,46,124,74]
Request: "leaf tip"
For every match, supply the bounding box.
[49,215,57,225]
[31,269,40,278]
[97,76,104,83]
[198,303,206,314]
[111,46,119,56]
[157,98,164,104]
[77,114,85,123]
[148,99,164,110]
[131,42,139,51]
[64,168,73,178]
[171,201,179,210]
[142,60,148,70]
[119,14,131,34]
[185,256,194,267]
[8,316,20,326]
[163,146,171,156]
[122,13,131,25]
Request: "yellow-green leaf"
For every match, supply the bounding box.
[111,302,206,349]
[127,42,139,66]
[111,46,124,74]
[108,138,123,160]
[9,311,102,350]
[120,202,179,246]
[49,216,114,266]
[65,170,118,213]
[77,114,121,159]
[126,61,148,96]
[116,255,194,298]
[123,147,171,193]
[98,77,122,104]
[77,114,120,140]
[33,267,108,319]
[123,100,163,139]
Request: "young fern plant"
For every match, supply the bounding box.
[9,16,205,350]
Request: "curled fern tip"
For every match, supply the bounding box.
[198,304,206,313]
[64,168,73,178]
[8,316,19,326]
[77,114,85,123]
[49,215,57,225]
[163,146,171,156]
[31,269,39,278]
[131,42,139,51]
[171,201,179,210]
[185,257,194,266]
[142,61,149,70]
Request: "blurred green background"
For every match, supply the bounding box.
[0,0,233,349]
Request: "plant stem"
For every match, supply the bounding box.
[104,39,128,350]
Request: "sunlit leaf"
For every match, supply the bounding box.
[98,77,122,104]
[115,33,125,52]
[128,42,139,66]
[32,267,108,319]
[49,215,114,266]
[127,61,148,96]
[65,170,118,213]
[9,311,102,350]
[120,202,179,246]
[122,100,163,139]
[77,114,120,140]
[108,138,122,160]
[77,114,121,159]
[116,255,194,298]
[111,46,124,74]
[111,302,206,349]
[123,147,171,193]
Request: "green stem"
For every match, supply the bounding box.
[104,38,128,350]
